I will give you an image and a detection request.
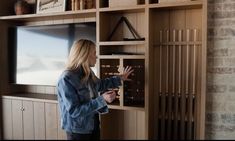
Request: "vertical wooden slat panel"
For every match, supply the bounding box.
[100,110,124,140]
[23,100,34,140]
[136,111,145,139]
[12,99,23,140]
[123,110,136,139]
[45,103,58,140]
[57,105,67,140]
[2,98,13,139]
[34,102,45,140]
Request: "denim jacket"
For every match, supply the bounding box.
[57,68,122,134]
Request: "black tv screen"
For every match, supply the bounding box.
[9,22,96,86]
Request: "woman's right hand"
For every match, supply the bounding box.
[102,90,116,103]
[119,66,134,81]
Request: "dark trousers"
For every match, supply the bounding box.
[67,114,100,140]
[66,129,100,140]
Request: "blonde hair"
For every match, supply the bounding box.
[66,39,96,82]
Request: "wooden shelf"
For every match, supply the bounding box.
[99,5,145,13]
[0,9,96,22]
[154,41,202,46]
[99,55,145,59]
[99,41,145,46]
[149,0,203,9]
[108,105,145,111]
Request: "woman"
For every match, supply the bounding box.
[57,39,133,140]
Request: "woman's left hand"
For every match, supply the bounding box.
[119,66,134,81]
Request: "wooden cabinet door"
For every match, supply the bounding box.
[45,103,58,140]
[33,101,46,140]
[2,98,13,140]
[12,99,34,140]
[57,105,67,140]
[12,99,23,140]
[22,100,34,139]
[2,98,65,140]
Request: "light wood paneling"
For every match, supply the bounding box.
[12,99,23,139]
[2,98,12,139]
[150,3,206,139]
[23,101,34,139]
[34,102,46,140]
[57,105,67,140]
[136,111,145,139]
[123,110,137,139]
[0,0,207,140]
[45,103,58,140]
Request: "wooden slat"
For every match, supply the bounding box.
[23,101,34,139]
[57,105,67,140]
[123,110,136,139]
[136,111,145,139]
[34,102,46,140]
[2,98,13,139]
[12,100,23,140]
[45,103,58,140]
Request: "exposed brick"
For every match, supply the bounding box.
[229,85,235,92]
[208,0,225,4]
[207,93,226,102]
[223,3,235,11]
[207,48,229,57]
[207,67,235,74]
[207,58,224,67]
[208,19,235,27]
[226,102,235,112]
[207,85,227,93]
[221,113,235,124]
[207,0,235,139]
[208,4,223,11]
[224,58,235,65]
[206,101,226,112]
[229,49,235,56]
[206,123,235,132]
[210,27,235,37]
[206,113,221,123]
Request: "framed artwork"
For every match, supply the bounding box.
[36,0,66,14]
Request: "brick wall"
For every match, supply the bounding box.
[206,0,235,139]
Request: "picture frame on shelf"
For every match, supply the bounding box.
[36,0,66,14]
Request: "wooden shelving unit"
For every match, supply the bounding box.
[0,0,207,140]
[0,9,96,21]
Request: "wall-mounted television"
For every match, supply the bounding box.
[9,22,96,86]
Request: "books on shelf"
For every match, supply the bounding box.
[69,0,95,11]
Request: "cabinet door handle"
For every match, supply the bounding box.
[20,107,25,111]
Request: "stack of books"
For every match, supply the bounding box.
[68,0,95,11]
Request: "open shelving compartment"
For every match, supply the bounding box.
[98,1,148,139]
[99,0,145,9]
